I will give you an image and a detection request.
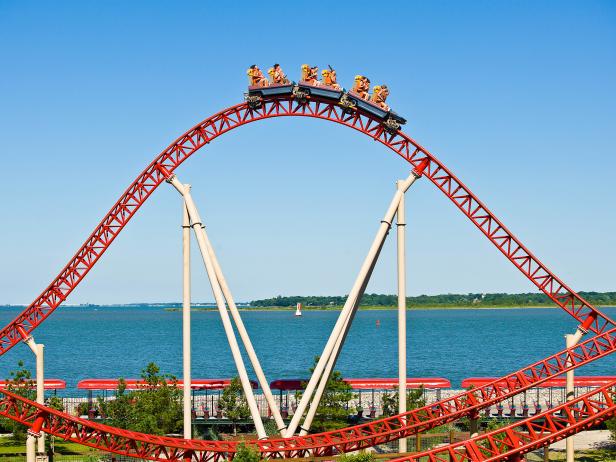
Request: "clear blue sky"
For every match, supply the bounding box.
[0,1,614,305]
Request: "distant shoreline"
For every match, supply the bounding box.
[2,304,614,312]
[4,291,615,311]
[162,304,616,312]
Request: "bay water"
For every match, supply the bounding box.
[0,306,614,393]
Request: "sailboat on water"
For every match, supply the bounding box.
[295,303,302,317]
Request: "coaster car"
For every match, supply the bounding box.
[296,81,344,101]
[247,83,294,98]
[346,91,406,125]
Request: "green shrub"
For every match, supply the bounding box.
[263,418,280,437]
[218,377,251,435]
[337,451,376,462]
[97,362,182,435]
[381,386,426,417]
[297,356,354,433]
[233,443,261,462]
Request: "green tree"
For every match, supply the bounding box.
[233,443,261,462]
[98,378,135,429]
[98,363,183,435]
[299,356,354,433]
[218,377,250,435]
[46,395,64,412]
[1,360,36,442]
[131,363,182,434]
[381,386,426,417]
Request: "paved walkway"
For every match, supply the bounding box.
[549,430,613,450]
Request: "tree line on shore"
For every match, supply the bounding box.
[249,291,616,308]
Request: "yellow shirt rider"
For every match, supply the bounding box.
[301,64,321,86]
[247,65,269,87]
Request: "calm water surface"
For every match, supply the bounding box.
[0,306,614,392]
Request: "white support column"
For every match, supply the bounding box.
[560,325,587,462]
[182,198,192,440]
[397,181,407,453]
[167,176,267,439]
[26,436,36,462]
[22,335,44,460]
[36,344,44,455]
[565,333,575,462]
[286,169,422,437]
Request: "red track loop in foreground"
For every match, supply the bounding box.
[0,325,614,461]
[389,381,616,462]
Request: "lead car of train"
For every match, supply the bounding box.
[245,79,407,133]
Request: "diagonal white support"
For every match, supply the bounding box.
[176,186,285,432]
[167,176,267,439]
[201,220,287,432]
[285,169,422,437]
[299,238,385,436]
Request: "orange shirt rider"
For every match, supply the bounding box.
[322,68,341,90]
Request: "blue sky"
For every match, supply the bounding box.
[0,1,614,305]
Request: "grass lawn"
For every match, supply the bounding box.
[526,448,616,461]
[0,436,98,455]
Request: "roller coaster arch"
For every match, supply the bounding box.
[0,94,614,462]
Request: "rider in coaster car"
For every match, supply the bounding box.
[269,64,290,85]
[301,64,321,86]
[321,66,341,90]
[247,65,269,87]
[352,75,370,100]
[370,85,390,110]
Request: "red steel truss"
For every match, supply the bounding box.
[390,381,616,462]
[0,310,615,460]
[1,94,614,461]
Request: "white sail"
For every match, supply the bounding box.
[295,302,302,317]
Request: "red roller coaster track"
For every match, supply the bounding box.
[389,380,616,462]
[1,94,614,461]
